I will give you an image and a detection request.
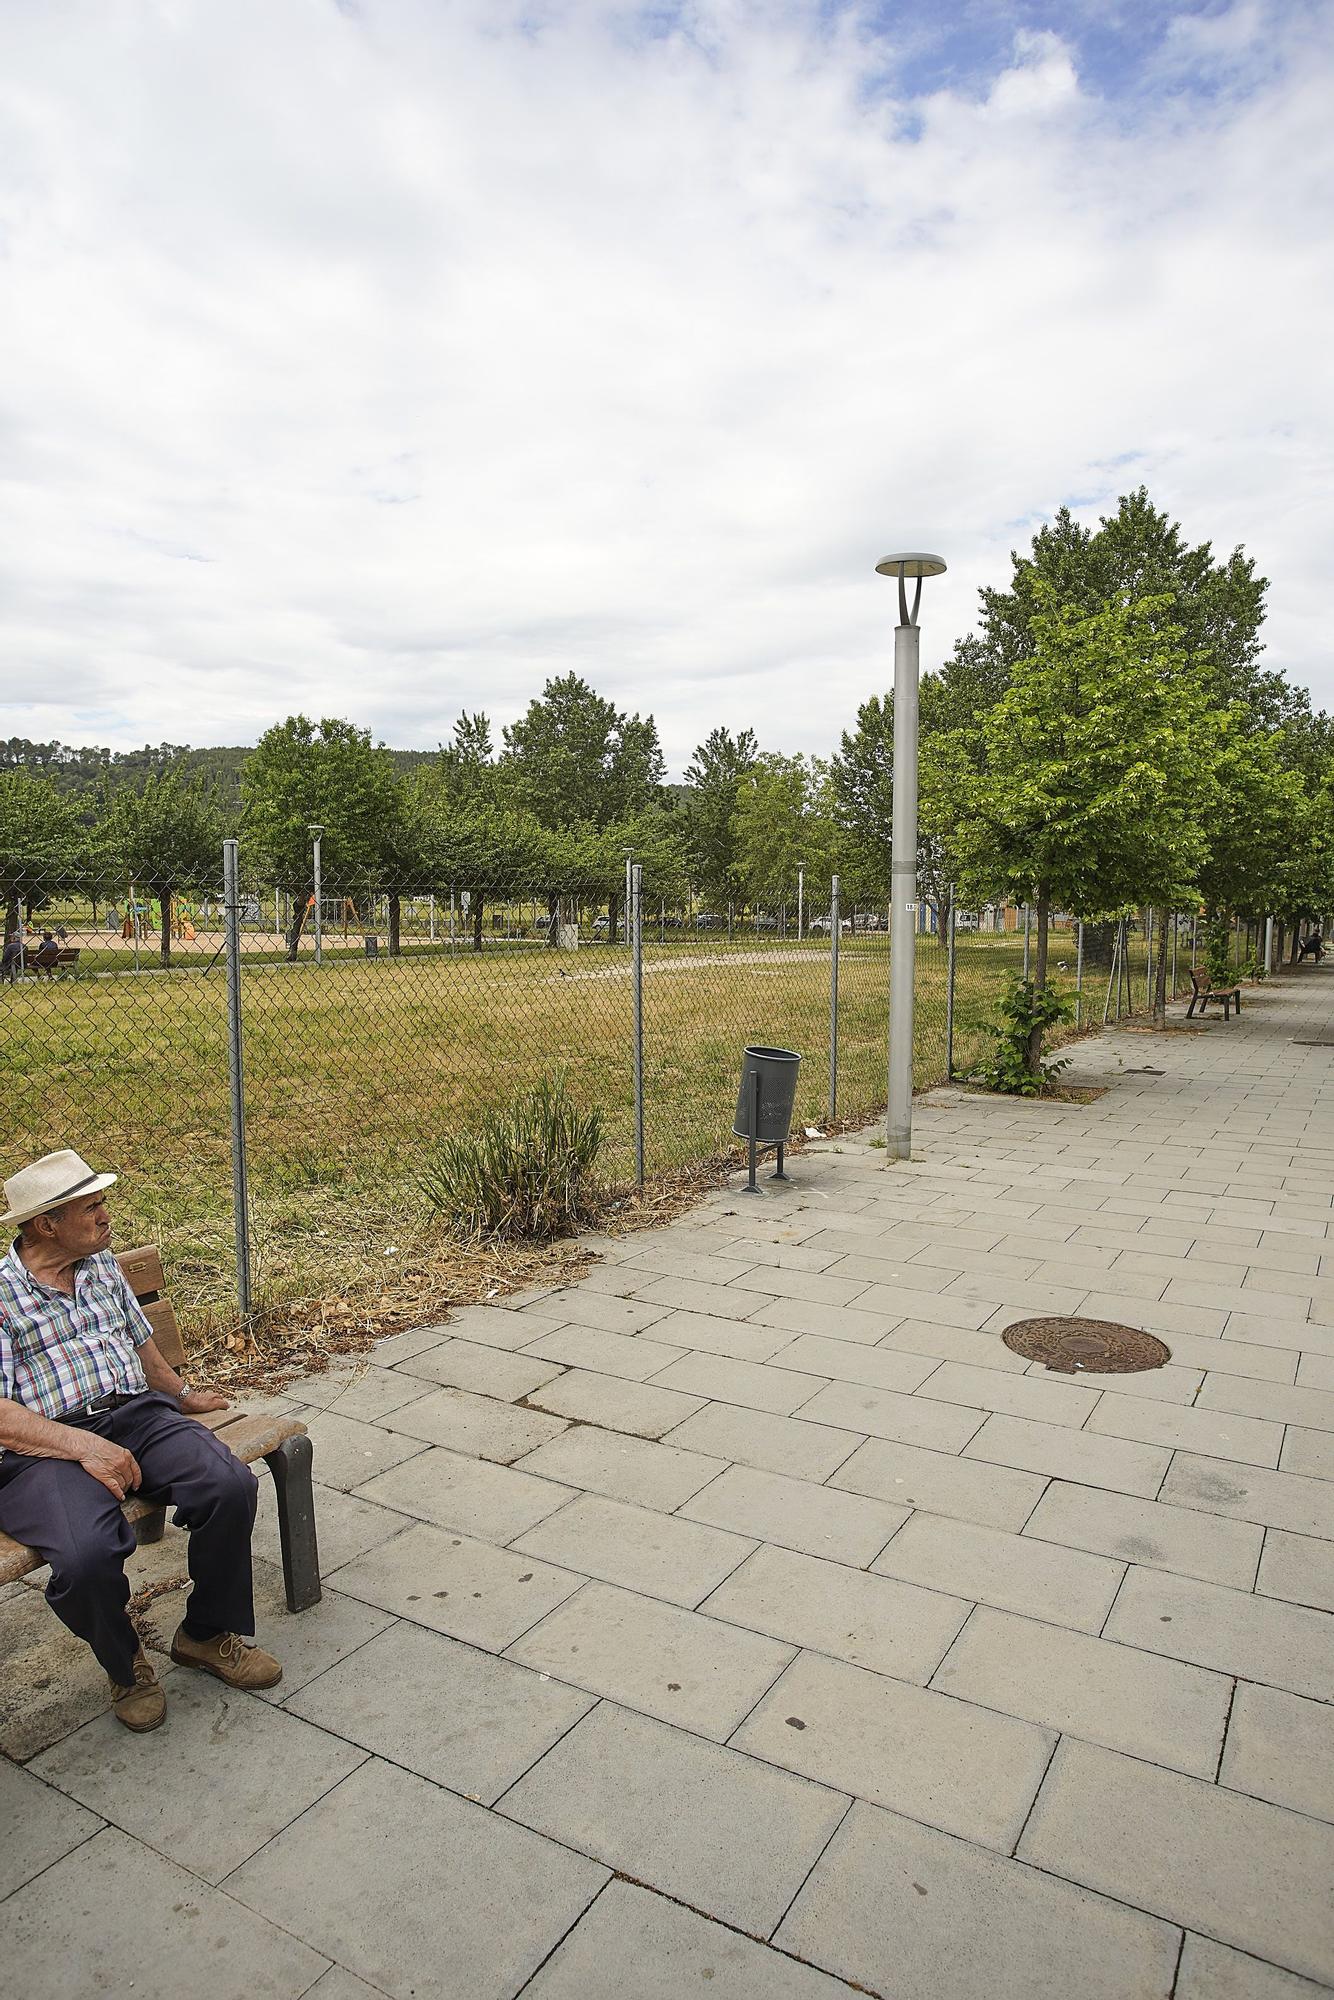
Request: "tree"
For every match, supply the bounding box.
[0,770,84,940]
[97,773,226,967]
[733,754,841,910]
[502,675,665,831]
[941,588,1222,1068]
[682,727,758,906]
[241,718,400,959]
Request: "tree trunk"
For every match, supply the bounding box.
[472,894,484,952]
[1024,883,1051,1079]
[5,890,20,940]
[388,892,401,957]
[157,884,172,969]
[608,891,620,946]
[547,892,559,946]
[287,890,309,962]
[1152,907,1170,1026]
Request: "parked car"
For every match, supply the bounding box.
[694,913,725,930]
[592,916,610,935]
[954,911,980,932]
[808,917,853,935]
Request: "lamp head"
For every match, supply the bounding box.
[875,552,947,628]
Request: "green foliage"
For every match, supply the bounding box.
[733,753,841,905]
[416,1072,604,1242]
[241,714,402,908]
[972,979,1074,1097]
[1203,911,1233,985]
[0,769,87,931]
[682,726,757,904]
[502,674,664,831]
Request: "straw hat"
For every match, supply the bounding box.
[1,1150,118,1229]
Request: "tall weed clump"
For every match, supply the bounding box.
[417,1072,604,1242]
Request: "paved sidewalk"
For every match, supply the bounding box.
[4,968,1333,1999]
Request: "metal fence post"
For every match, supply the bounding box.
[631,862,645,1186]
[222,838,253,1321]
[829,873,840,1124]
[1075,918,1084,1027]
[945,888,957,1079]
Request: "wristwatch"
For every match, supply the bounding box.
[175,1381,192,1405]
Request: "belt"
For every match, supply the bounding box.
[58,1391,141,1421]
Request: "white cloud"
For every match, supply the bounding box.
[0,0,1331,773]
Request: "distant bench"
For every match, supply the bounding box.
[0,1246,321,1613]
[1186,967,1243,1021]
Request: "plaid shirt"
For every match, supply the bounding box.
[0,1242,151,1421]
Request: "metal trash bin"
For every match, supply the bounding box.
[734,1045,801,1192]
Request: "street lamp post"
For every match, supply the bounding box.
[876,551,947,1160]
[309,826,324,967]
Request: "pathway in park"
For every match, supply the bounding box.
[4,966,1334,1999]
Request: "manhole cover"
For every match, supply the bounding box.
[1002,1317,1171,1374]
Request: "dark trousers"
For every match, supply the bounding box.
[0,1393,259,1686]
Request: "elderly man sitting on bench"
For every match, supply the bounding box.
[0,1150,281,1731]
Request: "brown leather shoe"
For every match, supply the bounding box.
[110,1647,166,1732]
[169,1625,282,1690]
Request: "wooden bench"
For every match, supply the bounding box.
[0,1246,321,1613]
[1186,967,1243,1020]
[32,947,80,978]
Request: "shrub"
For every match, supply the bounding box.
[417,1071,603,1242]
[972,978,1073,1097]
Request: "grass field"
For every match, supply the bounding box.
[2,922,1148,1337]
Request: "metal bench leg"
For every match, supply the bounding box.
[265,1434,322,1612]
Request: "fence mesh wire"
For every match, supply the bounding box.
[1,848,1200,1339]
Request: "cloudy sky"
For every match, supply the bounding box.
[2,0,1331,776]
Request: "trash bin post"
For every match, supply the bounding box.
[744,1067,761,1196]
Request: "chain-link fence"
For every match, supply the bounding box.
[1,846,1199,1338]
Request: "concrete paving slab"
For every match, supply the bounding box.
[1161,1453,1334,1540]
[663,1401,862,1480]
[505,1580,794,1739]
[253,1475,407,1577]
[1281,1425,1334,1478]
[852,1285,997,1330]
[745,1294,908,1343]
[733,1649,1054,1852]
[31,1668,365,1883]
[632,1274,782,1319]
[393,1337,567,1400]
[701,1542,970,1680]
[645,1307,797,1361]
[914,1359,1101,1428]
[354,1443,572,1540]
[0,1826,329,2000]
[719,1264,874,1308]
[872,1317,1035,1371]
[301,1410,429,1493]
[761,1332,941,1393]
[1198,1375,1334,1434]
[1105,1566,1334,1700]
[381,1383,569,1461]
[512,1492,754,1607]
[328,1522,582,1650]
[523,1879,854,1999]
[872,1511,1125,1633]
[1176,1934,1334,2000]
[933,1604,1231,1778]
[514,1425,726,1509]
[776,1800,1180,2000]
[1256,1528,1334,1613]
[301,1968,389,2000]
[795,1379,984,1453]
[285,1620,594,1804]
[1022,1480,1264,1590]
[964,1410,1172,1496]
[1041,1361,1203,1404]
[682,1461,910,1564]
[0,1756,100,1898]
[1019,1737,1334,1988]
[292,1365,432,1427]
[370,1323,450,1365]
[529,1286,674,1333]
[829,1435,1046,1531]
[520,1320,689,1378]
[428,1304,569,1350]
[1219,1681,1334,1823]
[498,1702,848,1935]
[225,1756,607,2000]
[524,1365,705,1436]
[650,1348,835,1413]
